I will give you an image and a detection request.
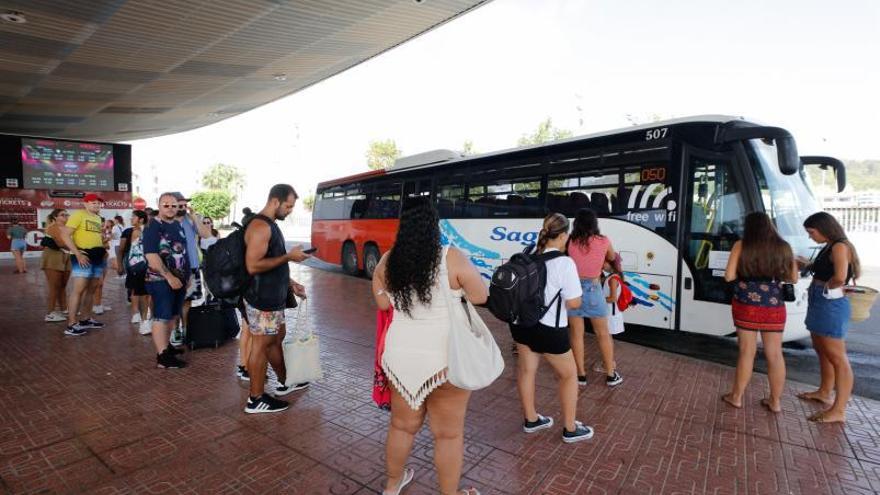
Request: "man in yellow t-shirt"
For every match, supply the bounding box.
[59,193,107,336]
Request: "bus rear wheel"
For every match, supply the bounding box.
[342,242,360,276]
[364,245,380,279]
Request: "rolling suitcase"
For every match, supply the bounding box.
[185,301,239,350]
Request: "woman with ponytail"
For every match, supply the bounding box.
[567,208,622,387]
[510,213,594,444]
[797,212,861,423]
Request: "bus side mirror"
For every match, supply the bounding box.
[715,125,800,175]
[801,156,846,193]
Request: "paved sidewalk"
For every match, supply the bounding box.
[1,260,879,494]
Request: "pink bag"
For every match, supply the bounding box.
[372,307,393,410]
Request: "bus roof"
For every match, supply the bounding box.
[317,114,748,190]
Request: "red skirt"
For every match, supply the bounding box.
[731,299,786,332]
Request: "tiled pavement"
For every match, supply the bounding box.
[1,259,879,494]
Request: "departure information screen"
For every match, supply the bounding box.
[21,138,114,191]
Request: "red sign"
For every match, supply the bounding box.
[133,197,147,210]
[0,188,132,254]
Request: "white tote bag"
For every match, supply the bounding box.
[283,299,323,385]
[441,248,504,390]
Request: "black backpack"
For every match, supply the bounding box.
[203,215,269,302]
[488,248,565,327]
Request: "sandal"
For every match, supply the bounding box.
[459,489,481,495]
[384,467,414,495]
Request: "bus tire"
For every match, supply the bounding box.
[341,242,360,276]
[364,245,380,279]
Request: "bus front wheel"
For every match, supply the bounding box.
[364,245,380,279]
[342,242,360,276]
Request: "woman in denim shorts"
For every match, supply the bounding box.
[566,208,622,388]
[797,212,861,424]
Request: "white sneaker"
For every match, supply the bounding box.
[139,320,152,335]
[92,305,104,315]
[131,313,142,324]
[45,312,66,323]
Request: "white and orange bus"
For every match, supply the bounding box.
[312,115,844,341]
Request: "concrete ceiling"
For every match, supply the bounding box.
[0,0,490,142]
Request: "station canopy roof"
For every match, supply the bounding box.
[0,0,489,142]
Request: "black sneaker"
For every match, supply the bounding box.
[523,414,554,433]
[562,421,594,443]
[606,370,623,387]
[156,351,186,369]
[165,344,185,356]
[244,393,289,414]
[64,324,87,336]
[80,318,104,329]
[236,365,248,380]
[275,382,310,396]
[578,375,588,387]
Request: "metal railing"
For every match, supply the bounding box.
[825,206,880,233]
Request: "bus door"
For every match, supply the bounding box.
[678,147,749,335]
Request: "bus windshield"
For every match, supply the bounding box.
[749,139,822,259]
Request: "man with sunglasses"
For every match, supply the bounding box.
[143,192,192,368]
[168,192,213,346]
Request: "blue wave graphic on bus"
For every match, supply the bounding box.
[624,273,673,312]
[439,220,501,280]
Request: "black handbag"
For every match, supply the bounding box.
[285,286,299,309]
[782,283,796,302]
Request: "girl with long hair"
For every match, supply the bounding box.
[797,212,861,423]
[373,197,487,495]
[40,209,71,321]
[722,212,797,412]
[566,208,622,387]
[510,213,594,444]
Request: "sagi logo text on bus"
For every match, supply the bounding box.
[490,226,538,246]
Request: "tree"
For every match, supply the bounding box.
[201,163,246,194]
[190,190,234,221]
[517,118,573,146]
[302,193,315,212]
[366,139,401,170]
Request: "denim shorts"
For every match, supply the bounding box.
[568,279,608,319]
[146,281,186,322]
[10,239,26,252]
[805,284,851,339]
[70,255,106,279]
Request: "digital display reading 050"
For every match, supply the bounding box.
[641,167,666,182]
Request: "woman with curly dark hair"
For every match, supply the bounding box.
[372,196,487,495]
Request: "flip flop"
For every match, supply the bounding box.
[760,398,781,413]
[459,489,481,495]
[721,394,741,409]
[384,467,414,495]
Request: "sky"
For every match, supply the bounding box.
[129,0,880,214]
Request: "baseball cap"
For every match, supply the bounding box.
[169,191,190,202]
[82,193,104,203]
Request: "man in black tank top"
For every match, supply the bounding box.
[242,184,311,414]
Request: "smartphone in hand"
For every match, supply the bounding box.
[302,247,318,254]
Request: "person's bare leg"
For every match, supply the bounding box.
[239,318,252,369]
[13,251,25,272]
[248,334,272,397]
[591,316,616,377]
[543,351,579,431]
[385,388,425,493]
[515,344,541,422]
[810,336,852,423]
[45,269,61,314]
[79,278,98,321]
[760,332,785,412]
[151,319,171,353]
[66,277,89,325]
[426,382,472,495]
[723,329,757,408]
[93,271,104,306]
[59,271,70,312]
[267,324,287,384]
[567,316,586,377]
[797,334,835,405]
